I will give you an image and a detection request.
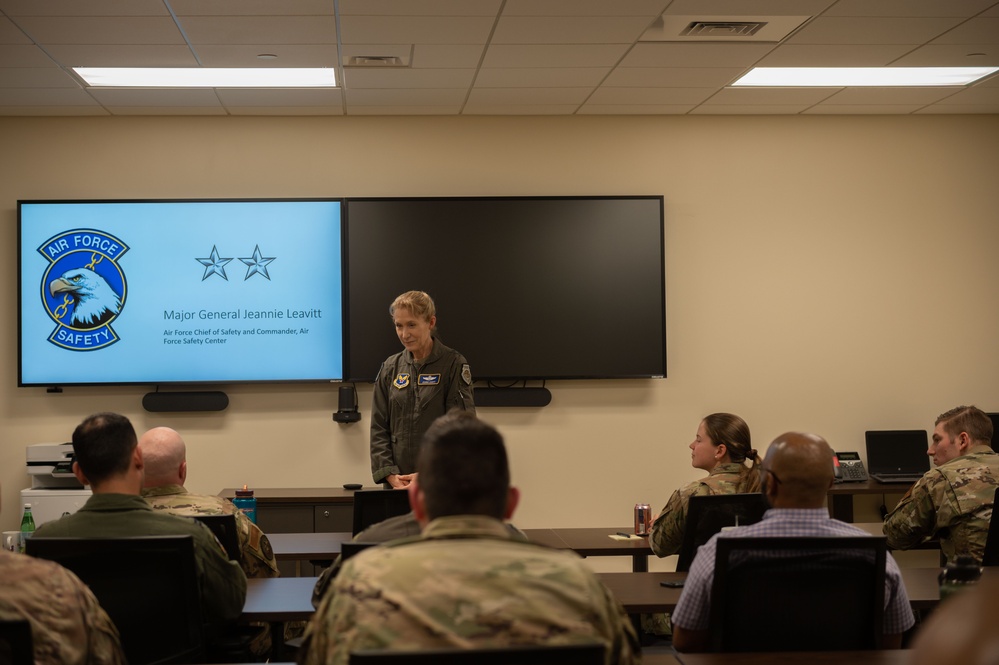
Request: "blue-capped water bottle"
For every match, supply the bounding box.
[233,485,257,524]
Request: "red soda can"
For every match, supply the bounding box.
[634,503,651,535]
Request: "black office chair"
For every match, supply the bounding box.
[349,642,606,665]
[351,489,412,536]
[193,513,241,562]
[341,540,380,563]
[0,620,33,665]
[708,536,887,652]
[26,535,205,665]
[981,486,999,566]
[675,493,769,572]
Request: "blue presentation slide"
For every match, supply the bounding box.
[19,200,343,385]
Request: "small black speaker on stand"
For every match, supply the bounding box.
[333,384,361,423]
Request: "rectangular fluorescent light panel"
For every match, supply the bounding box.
[733,67,999,87]
[74,67,336,88]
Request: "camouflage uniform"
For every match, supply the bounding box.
[32,493,246,634]
[298,515,640,665]
[142,484,279,579]
[370,339,475,484]
[649,462,749,557]
[0,548,125,665]
[884,444,999,564]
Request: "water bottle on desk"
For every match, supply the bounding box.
[20,503,36,553]
[233,485,257,524]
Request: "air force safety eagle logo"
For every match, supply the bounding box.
[38,229,128,351]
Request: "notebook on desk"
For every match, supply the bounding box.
[865,429,930,484]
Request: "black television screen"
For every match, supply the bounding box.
[344,196,666,382]
[18,199,344,386]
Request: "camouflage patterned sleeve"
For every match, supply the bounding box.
[649,483,706,557]
[235,509,280,578]
[884,473,940,550]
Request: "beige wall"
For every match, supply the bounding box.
[2,114,998,571]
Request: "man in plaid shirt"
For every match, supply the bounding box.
[672,431,915,652]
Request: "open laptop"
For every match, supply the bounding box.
[865,430,931,484]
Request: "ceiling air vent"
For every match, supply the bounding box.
[681,21,766,37]
[346,56,405,67]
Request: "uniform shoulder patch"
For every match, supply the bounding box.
[461,363,472,385]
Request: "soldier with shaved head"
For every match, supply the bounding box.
[671,432,915,653]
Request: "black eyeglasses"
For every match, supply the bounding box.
[764,469,782,486]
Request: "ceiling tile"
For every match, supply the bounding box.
[228,105,344,115]
[787,16,965,45]
[411,45,485,68]
[915,102,999,112]
[892,44,999,66]
[338,0,501,17]
[180,16,336,45]
[502,0,669,17]
[492,16,653,44]
[466,86,591,104]
[663,0,837,15]
[462,104,578,114]
[759,44,916,66]
[345,87,468,105]
[821,86,958,104]
[823,0,997,17]
[169,0,333,16]
[0,87,98,104]
[0,0,168,17]
[474,67,610,87]
[343,67,475,88]
[45,44,198,68]
[87,87,223,106]
[0,105,109,115]
[1,16,32,44]
[482,44,630,68]
[604,66,744,87]
[346,104,461,114]
[0,67,79,87]
[106,105,227,115]
[931,18,999,45]
[0,45,59,68]
[216,87,344,106]
[577,103,694,113]
[195,44,338,68]
[934,84,999,103]
[802,104,924,113]
[689,103,809,113]
[705,86,839,104]
[13,17,185,44]
[587,86,716,104]
[340,16,494,44]
[619,43,775,67]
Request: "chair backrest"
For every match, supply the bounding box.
[349,642,606,665]
[675,493,768,572]
[340,540,379,563]
[26,535,205,665]
[193,513,241,562]
[982,487,999,566]
[351,489,412,536]
[709,536,887,652]
[0,620,33,665]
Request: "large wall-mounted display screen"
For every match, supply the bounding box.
[344,196,666,382]
[18,199,344,386]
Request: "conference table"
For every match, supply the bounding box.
[268,527,655,574]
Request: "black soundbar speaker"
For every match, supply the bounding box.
[474,387,552,408]
[142,391,229,412]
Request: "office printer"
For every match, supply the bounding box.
[22,443,91,527]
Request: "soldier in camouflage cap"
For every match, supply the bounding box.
[299,412,640,665]
[884,405,999,564]
[1,547,126,665]
[138,426,279,579]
